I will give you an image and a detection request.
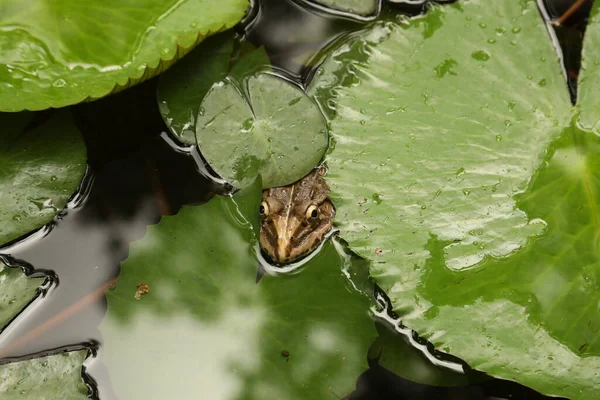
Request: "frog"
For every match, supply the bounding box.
[259,167,335,264]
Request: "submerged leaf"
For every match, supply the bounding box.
[196,74,328,188]
[100,182,376,399]
[313,0,600,397]
[0,350,88,399]
[0,111,86,246]
[0,0,249,111]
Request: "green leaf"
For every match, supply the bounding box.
[196,74,328,188]
[100,182,376,399]
[0,350,88,399]
[0,262,43,330]
[0,0,249,111]
[300,0,379,18]
[312,0,600,397]
[0,110,86,246]
[408,125,600,397]
[157,32,270,143]
[577,0,600,133]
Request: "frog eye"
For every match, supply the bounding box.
[259,201,269,217]
[306,204,319,220]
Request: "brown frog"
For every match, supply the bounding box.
[259,167,335,264]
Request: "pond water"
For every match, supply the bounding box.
[0,0,592,399]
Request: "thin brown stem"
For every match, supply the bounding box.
[552,0,589,26]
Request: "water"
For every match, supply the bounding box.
[0,0,589,398]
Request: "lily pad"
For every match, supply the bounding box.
[157,32,270,143]
[0,0,249,111]
[0,262,43,331]
[100,181,376,399]
[577,0,600,132]
[298,0,379,18]
[195,73,328,188]
[312,0,600,398]
[0,350,88,399]
[0,111,86,246]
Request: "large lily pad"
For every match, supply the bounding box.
[0,350,88,399]
[0,111,86,246]
[0,0,249,111]
[195,74,328,188]
[312,0,600,398]
[100,182,376,399]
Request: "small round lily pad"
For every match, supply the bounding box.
[196,73,328,189]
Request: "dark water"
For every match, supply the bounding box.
[0,0,590,399]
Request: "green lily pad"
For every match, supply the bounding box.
[0,350,88,399]
[157,32,270,144]
[0,111,86,246]
[299,0,379,18]
[100,182,376,399]
[312,0,600,398]
[0,0,249,111]
[577,0,600,132]
[195,73,328,188]
[0,262,43,330]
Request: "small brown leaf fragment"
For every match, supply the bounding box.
[135,283,150,300]
[281,350,290,358]
[375,248,383,255]
[358,198,368,206]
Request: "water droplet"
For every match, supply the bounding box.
[495,134,503,142]
[242,118,254,132]
[508,100,516,111]
[372,193,383,204]
[496,27,506,35]
[8,299,16,305]
[455,167,465,177]
[359,120,366,125]
[471,50,490,62]
[50,175,57,182]
[12,215,21,222]
[161,48,170,55]
[462,189,471,196]
[538,78,547,87]
[479,23,487,28]
[512,27,521,33]
[359,108,367,114]
[267,137,274,143]
[52,79,67,88]
[190,22,197,28]
[487,38,496,44]
[288,97,302,106]
[504,120,512,128]
[420,204,427,210]
[198,107,205,116]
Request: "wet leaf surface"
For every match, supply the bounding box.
[0,0,249,111]
[0,262,42,331]
[195,74,328,188]
[576,0,600,132]
[100,181,376,399]
[0,350,88,399]
[313,0,600,397]
[0,111,86,246]
[300,0,379,17]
